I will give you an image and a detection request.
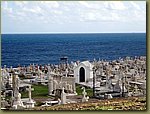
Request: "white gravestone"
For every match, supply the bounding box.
[26,85,35,108]
[12,74,25,109]
[69,84,73,92]
[12,93,25,109]
[65,69,68,77]
[53,80,58,91]
[61,87,66,104]
[66,84,70,91]
[48,77,53,95]
[26,85,34,101]
[48,66,54,95]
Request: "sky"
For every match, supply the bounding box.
[1,1,146,34]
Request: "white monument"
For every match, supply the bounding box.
[74,61,93,83]
[61,87,66,104]
[12,93,25,109]
[48,66,54,95]
[81,87,89,102]
[48,76,53,95]
[12,74,25,109]
[26,85,35,108]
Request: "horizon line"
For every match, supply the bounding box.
[1,32,146,34]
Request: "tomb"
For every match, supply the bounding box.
[74,61,93,83]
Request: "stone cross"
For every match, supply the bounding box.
[26,85,34,101]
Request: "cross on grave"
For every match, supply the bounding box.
[26,85,34,101]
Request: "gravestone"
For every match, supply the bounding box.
[106,78,113,90]
[61,87,66,104]
[26,85,34,101]
[113,80,121,92]
[65,68,68,77]
[69,84,73,92]
[48,76,53,95]
[1,94,8,109]
[27,66,30,72]
[58,98,61,105]
[61,77,76,94]
[104,93,113,99]
[48,64,54,95]
[53,80,58,91]
[12,93,25,109]
[66,83,70,91]
[63,82,67,90]
[48,65,54,95]
[26,85,35,108]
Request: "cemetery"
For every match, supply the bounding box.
[1,56,146,110]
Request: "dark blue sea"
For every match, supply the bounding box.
[1,33,146,67]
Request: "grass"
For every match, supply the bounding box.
[20,84,93,98]
[76,84,93,97]
[21,84,49,98]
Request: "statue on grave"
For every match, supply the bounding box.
[81,87,89,102]
[12,93,25,109]
[65,68,68,77]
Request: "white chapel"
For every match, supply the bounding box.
[73,61,93,83]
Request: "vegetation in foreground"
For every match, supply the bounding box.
[21,84,49,98]
[19,84,146,110]
[32,97,146,110]
[21,84,93,98]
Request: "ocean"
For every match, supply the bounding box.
[1,33,146,67]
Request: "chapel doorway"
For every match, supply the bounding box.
[79,67,85,82]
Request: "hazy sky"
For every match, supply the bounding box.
[1,1,146,33]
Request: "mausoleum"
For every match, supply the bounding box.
[73,61,93,83]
